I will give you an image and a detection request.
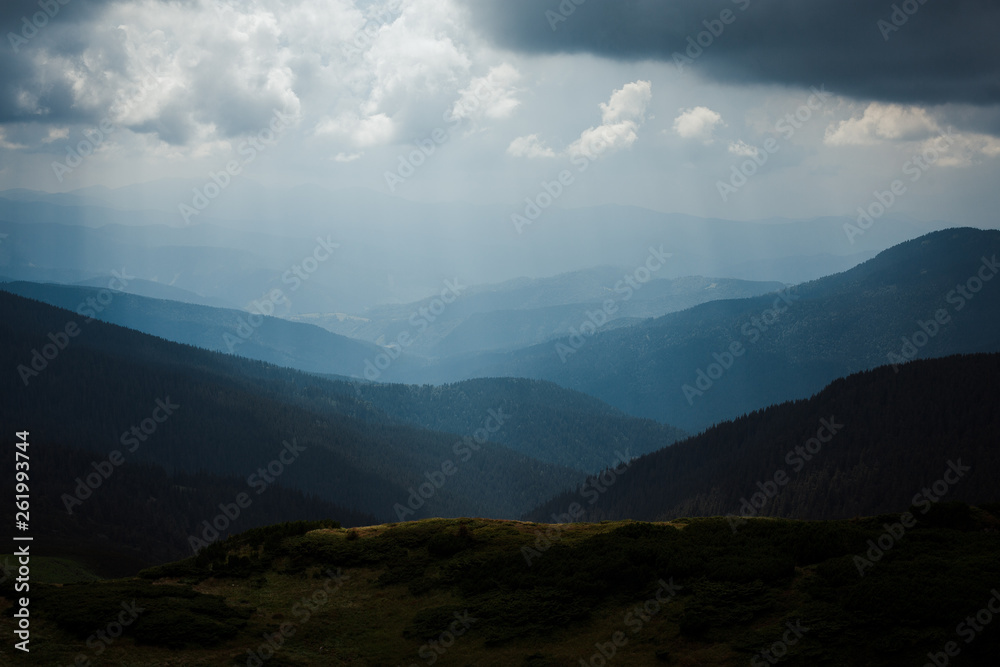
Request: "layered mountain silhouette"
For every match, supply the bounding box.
[399,228,1000,433]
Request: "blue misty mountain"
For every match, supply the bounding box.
[300,268,788,355]
[0,283,686,476]
[0,281,383,378]
[0,180,922,311]
[390,228,1000,433]
[72,276,237,309]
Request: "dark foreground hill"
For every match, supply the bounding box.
[528,353,1000,524]
[1,513,997,665]
[0,439,375,575]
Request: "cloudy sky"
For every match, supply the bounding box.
[1,0,999,224]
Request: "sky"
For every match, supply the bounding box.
[1,0,999,225]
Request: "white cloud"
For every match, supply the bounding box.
[315,112,394,147]
[567,80,652,160]
[451,63,521,124]
[355,113,395,146]
[334,151,363,163]
[507,134,555,159]
[824,103,939,146]
[42,128,70,144]
[923,131,1000,168]
[673,106,723,143]
[0,129,26,150]
[728,140,759,157]
[823,102,1000,167]
[360,0,472,116]
[600,79,653,125]
[6,0,490,155]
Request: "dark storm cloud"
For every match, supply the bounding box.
[466,0,1000,106]
[0,0,128,124]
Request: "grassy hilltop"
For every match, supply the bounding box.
[2,509,999,666]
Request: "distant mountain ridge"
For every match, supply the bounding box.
[398,228,1000,432]
[301,270,788,356]
[72,276,236,309]
[0,180,937,314]
[0,281,384,378]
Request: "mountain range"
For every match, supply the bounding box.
[0,288,685,544]
[4,225,1000,571]
[2,200,1000,666]
[0,181,934,313]
[392,228,1000,433]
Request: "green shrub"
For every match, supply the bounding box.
[32,581,249,648]
[679,581,774,638]
[427,531,472,558]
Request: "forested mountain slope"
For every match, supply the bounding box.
[0,291,583,525]
[527,353,1000,523]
